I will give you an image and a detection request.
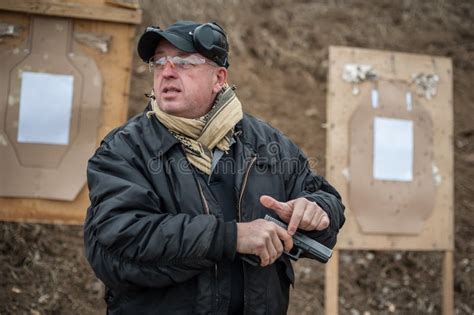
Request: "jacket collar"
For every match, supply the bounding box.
[143,102,180,157]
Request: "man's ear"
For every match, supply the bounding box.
[213,67,228,93]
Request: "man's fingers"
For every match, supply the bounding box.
[287,199,306,235]
[300,204,316,230]
[317,212,330,230]
[274,224,294,252]
[310,210,330,230]
[260,195,291,221]
[258,248,270,267]
[266,234,279,265]
[270,228,284,256]
[260,195,283,210]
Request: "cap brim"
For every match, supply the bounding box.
[137,31,197,62]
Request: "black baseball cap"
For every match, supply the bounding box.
[137,21,229,67]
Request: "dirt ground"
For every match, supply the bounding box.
[1,0,473,314]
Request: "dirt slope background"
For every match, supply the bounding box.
[1,0,473,314]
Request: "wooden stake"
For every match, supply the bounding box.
[325,249,339,315]
[442,250,454,315]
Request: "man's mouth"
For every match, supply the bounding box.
[162,86,181,94]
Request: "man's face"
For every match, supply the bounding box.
[152,41,227,119]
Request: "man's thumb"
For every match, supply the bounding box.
[260,195,288,213]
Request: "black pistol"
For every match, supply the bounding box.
[241,215,333,266]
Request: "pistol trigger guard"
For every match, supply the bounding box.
[284,248,303,261]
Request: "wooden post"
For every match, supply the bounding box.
[325,249,339,315]
[442,250,454,315]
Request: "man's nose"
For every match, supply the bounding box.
[161,60,177,78]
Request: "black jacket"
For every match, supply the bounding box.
[84,108,345,314]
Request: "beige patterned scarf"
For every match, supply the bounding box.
[147,84,243,174]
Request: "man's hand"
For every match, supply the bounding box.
[236,219,293,267]
[260,195,330,235]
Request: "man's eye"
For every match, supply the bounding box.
[176,59,192,66]
[156,57,167,65]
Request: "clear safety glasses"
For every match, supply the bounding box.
[148,55,218,72]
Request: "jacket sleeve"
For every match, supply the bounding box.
[285,146,345,249]
[84,140,236,290]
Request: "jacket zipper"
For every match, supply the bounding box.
[196,176,219,309]
[197,153,258,312]
[238,156,257,221]
[196,179,210,215]
[237,155,257,315]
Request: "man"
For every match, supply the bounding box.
[84,21,345,314]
